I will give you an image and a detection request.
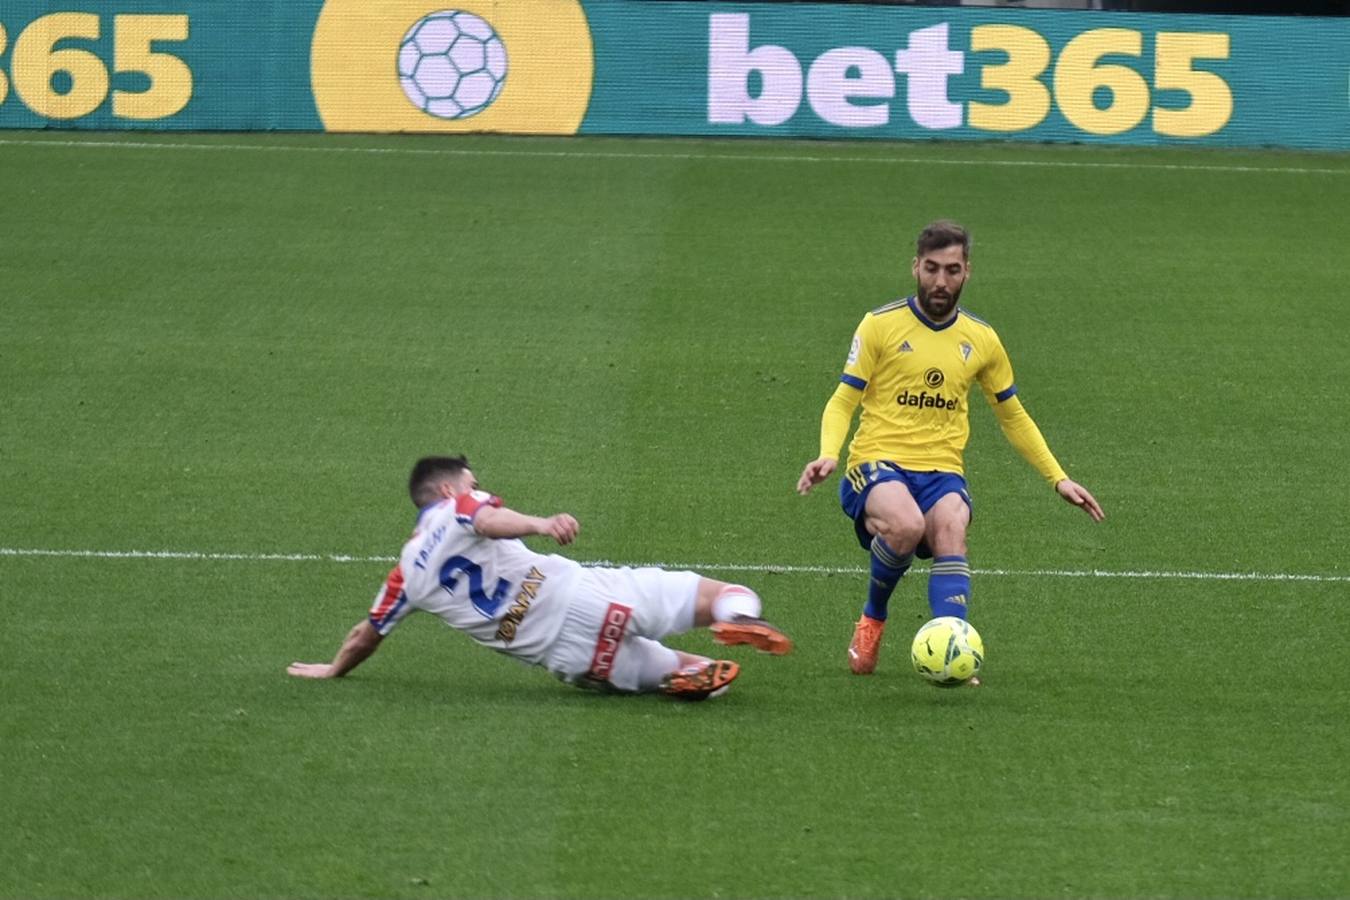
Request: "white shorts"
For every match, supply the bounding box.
[543,566,701,691]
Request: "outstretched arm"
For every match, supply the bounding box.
[287,619,383,679]
[990,394,1104,522]
[473,504,579,545]
[798,381,862,495]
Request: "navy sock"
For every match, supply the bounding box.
[928,555,971,619]
[864,536,912,622]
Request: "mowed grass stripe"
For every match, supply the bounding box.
[2,134,1349,176]
[3,546,1348,582]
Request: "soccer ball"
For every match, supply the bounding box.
[910,616,984,686]
[398,11,508,120]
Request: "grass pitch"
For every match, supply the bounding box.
[2,132,1348,899]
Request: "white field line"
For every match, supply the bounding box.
[2,546,1347,583]
[0,136,1346,176]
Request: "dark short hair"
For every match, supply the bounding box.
[916,220,971,260]
[408,455,471,508]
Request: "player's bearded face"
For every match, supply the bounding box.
[917,280,963,319]
[913,247,969,321]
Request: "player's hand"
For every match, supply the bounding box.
[539,513,579,545]
[286,662,336,679]
[796,457,838,495]
[1055,479,1105,522]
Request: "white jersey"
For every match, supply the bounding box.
[367,490,583,665]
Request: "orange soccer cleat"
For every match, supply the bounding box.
[711,616,794,656]
[659,659,740,701]
[848,614,886,675]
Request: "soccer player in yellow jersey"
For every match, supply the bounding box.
[796,221,1104,676]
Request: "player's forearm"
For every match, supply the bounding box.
[992,396,1068,486]
[473,506,550,540]
[329,620,382,677]
[819,382,863,460]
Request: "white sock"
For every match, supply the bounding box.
[631,639,681,692]
[712,585,761,622]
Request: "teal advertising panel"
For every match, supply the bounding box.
[0,2,324,130]
[0,0,1345,149]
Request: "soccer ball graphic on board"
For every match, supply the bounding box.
[398,10,507,120]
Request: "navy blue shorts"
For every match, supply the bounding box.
[838,461,971,557]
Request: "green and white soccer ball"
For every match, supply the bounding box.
[910,616,984,686]
[398,10,507,120]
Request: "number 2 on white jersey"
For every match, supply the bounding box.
[439,555,513,618]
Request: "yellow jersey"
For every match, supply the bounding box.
[837,297,1019,475]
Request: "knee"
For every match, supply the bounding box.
[928,520,968,557]
[872,513,925,554]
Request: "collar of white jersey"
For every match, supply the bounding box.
[414,500,445,526]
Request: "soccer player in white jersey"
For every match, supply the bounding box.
[288,456,792,700]
[796,221,1104,678]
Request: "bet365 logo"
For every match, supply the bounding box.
[0,12,191,121]
[708,13,1233,138]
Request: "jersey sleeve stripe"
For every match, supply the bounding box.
[959,307,993,327]
[454,491,503,525]
[369,565,406,621]
[369,593,407,635]
[870,297,909,315]
[995,384,1018,402]
[841,374,867,390]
